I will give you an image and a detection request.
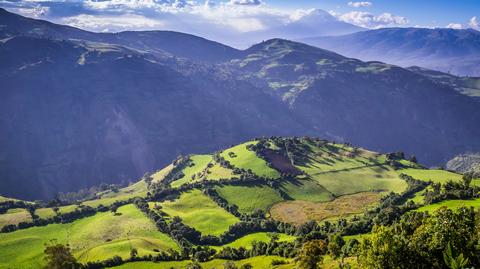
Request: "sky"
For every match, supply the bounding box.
[1,0,479,47]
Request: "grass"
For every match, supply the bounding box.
[398,168,464,184]
[220,141,280,179]
[0,208,32,228]
[279,179,333,202]
[82,181,148,208]
[0,204,178,268]
[211,232,296,251]
[159,189,239,236]
[215,185,284,214]
[415,198,480,213]
[151,164,174,183]
[205,162,237,181]
[171,155,212,188]
[270,192,381,225]
[35,208,56,219]
[308,166,407,196]
[111,255,293,269]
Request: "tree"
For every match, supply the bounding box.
[462,173,473,189]
[223,261,238,269]
[43,241,81,269]
[110,204,119,215]
[327,233,345,259]
[295,240,328,269]
[130,248,138,259]
[240,263,253,269]
[443,242,469,269]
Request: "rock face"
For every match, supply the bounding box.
[302,27,480,77]
[446,154,480,174]
[1,9,480,199]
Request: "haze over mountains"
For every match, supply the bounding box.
[1,8,480,200]
[303,27,480,76]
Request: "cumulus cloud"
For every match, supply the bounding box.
[228,0,262,6]
[469,16,479,30]
[62,13,165,32]
[446,23,463,29]
[348,1,372,8]
[334,11,408,28]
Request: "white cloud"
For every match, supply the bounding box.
[62,14,165,32]
[348,1,372,8]
[469,16,479,30]
[335,11,408,28]
[228,0,262,6]
[13,5,49,18]
[446,23,463,29]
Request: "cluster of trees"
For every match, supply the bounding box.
[421,173,480,205]
[357,207,480,268]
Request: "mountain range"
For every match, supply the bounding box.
[1,8,480,200]
[302,27,480,76]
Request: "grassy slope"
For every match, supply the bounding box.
[112,255,293,269]
[296,142,408,196]
[211,232,296,250]
[159,189,239,236]
[398,168,480,185]
[82,180,148,208]
[279,179,333,202]
[151,164,174,183]
[0,208,31,228]
[215,185,284,214]
[171,155,212,188]
[415,198,480,212]
[205,162,237,181]
[270,192,381,225]
[220,141,280,179]
[0,204,178,268]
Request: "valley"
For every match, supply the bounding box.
[1,137,479,268]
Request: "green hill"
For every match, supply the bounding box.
[1,137,479,268]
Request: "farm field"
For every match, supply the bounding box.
[159,189,239,235]
[0,204,178,268]
[112,255,293,269]
[399,168,463,184]
[270,192,381,225]
[171,155,212,187]
[307,166,407,196]
[211,232,296,250]
[0,208,31,229]
[220,141,280,179]
[151,164,174,183]
[205,162,237,181]
[215,184,284,213]
[415,198,480,212]
[279,179,333,202]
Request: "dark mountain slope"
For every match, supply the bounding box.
[232,39,480,165]
[0,36,304,199]
[302,27,480,76]
[0,8,241,63]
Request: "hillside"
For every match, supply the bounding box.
[1,137,479,268]
[2,9,480,200]
[301,27,480,76]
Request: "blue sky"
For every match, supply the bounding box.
[275,0,479,27]
[1,0,479,47]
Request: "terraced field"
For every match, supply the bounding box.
[0,204,178,268]
[159,189,239,235]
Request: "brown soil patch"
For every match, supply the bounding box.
[262,149,301,175]
[269,192,381,225]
